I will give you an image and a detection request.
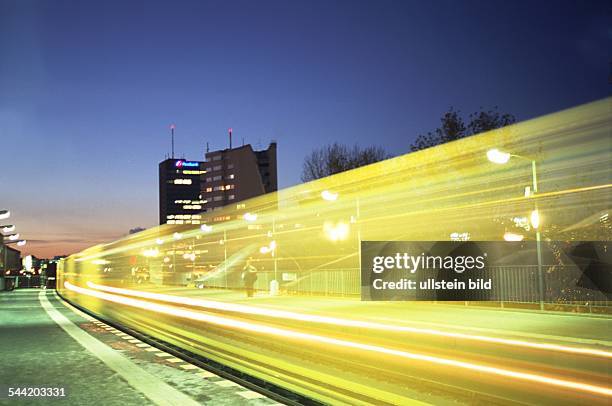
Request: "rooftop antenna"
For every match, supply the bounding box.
[170,124,176,159]
[206,142,209,153]
[229,127,233,150]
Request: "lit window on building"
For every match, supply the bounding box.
[228,195,235,200]
[213,175,222,181]
[213,165,222,171]
[227,174,235,179]
[173,179,193,185]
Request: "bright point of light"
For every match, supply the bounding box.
[173,232,182,240]
[156,238,164,245]
[0,210,9,220]
[321,190,339,201]
[259,246,270,254]
[531,209,540,229]
[324,221,350,241]
[1,225,15,233]
[200,224,213,232]
[163,257,170,263]
[16,240,26,247]
[243,213,257,222]
[269,240,277,250]
[69,281,612,397]
[24,255,32,271]
[143,248,159,257]
[487,148,511,164]
[8,233,19,241]
[504,232,524,241]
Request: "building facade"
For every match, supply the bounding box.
[201,142,277,212]
[159,159,206,225]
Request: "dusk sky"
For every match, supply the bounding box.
[1,0,609,258]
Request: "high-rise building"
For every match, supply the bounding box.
[201,142,277,212]
[159,159,206,225]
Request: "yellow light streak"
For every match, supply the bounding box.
[87,282,612,359]
[66,281,612,397]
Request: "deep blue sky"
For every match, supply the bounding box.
[1,0,609,257]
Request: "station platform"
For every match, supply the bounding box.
[0,289,282,405]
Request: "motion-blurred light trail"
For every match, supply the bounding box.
[87,281,612,359]
[67,281,612,397]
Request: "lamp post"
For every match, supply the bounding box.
[487,149,545,310]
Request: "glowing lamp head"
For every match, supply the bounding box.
[0,210,10,220]
[8,233,19,241]
[2,225,15,233]
[170,124,176,130]
[321,190,339,202]
[487,149,511,164]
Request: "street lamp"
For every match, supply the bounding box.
[1,225,15,233]
[0,210,9,220]
[487,148,545,310]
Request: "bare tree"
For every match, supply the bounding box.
[411,107,516,152]
[301,143,389,181]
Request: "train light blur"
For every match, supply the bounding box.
[143,248,159,257]
[86,281,612,358]
[66,281,612,397]
[56,100,612,405]
[487,148,511,164]
[503,232,524,241]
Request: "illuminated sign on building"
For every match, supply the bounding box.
[175,160,200,168]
